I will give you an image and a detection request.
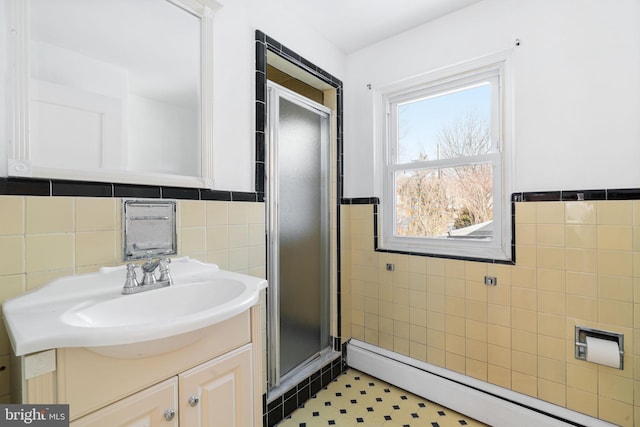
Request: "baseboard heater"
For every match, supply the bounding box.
[347,340,616,427]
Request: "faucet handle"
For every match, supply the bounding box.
[126,263,138,279]
[158,258,173,285]
[122,263,140,293]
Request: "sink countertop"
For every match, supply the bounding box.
[3,258,267,357]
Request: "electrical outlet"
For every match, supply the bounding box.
[386,263,395,271]
[484,275,497,286]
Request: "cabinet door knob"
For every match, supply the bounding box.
[188,395,200,407]
[163,409,176,421]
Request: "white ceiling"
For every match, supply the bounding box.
[281,0,484,54]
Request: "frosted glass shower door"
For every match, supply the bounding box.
[267,82,331,387]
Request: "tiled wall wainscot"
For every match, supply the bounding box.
[344,197,640,427]
[0,193,266,403]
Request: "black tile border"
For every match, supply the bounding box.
[0,177,50,196]
[510,188,640,202]
[51,180,113,197]
[264,355,345,427]
[255,30,345,415]
[0,178,261,202]
[341,187,640,265]
[342,197,380,205]
[343,198,516,265]
[161,186,200,200]
[606,188,640,200]
[114,184,162,199]
[200,189,232,201]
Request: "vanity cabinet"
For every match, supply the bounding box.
[70,345,252,427]
[18,306,262,427]
[70,377,179,427]
[179,345,253,426]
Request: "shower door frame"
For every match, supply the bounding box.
[266,81,332,391]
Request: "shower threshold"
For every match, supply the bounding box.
[267,347,341,403]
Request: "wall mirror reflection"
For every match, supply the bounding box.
[7,0,216,187]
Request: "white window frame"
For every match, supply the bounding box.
[376,53,513,261]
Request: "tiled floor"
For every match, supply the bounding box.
[277,369,489,427]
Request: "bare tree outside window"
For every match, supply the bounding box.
[395,111,493,239]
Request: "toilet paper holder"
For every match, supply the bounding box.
[575,326,624,369]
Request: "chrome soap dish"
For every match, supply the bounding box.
[122,199,177,261]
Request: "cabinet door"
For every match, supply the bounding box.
[179,344,253,427]
[70,377,178,427]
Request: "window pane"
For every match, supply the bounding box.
[397,83,492,164]
[395,164,493,239]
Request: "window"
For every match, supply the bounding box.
[379,58,511,261]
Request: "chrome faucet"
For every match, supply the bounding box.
[157,258,174,285]
[122,257,173,294]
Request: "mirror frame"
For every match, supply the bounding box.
[6,0,220,188]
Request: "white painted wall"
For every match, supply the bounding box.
[0,0,346,191]
[12,0,635,195]
[0,3,7,177]
[210,0,346,191]
[344,0,640,197]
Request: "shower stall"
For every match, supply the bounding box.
[265,81,332,394]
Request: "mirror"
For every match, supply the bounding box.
[7,0,217,187]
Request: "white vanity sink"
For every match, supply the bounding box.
[3,258,267,358]
[61,280,246,329]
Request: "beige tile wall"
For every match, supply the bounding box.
[345,200,639,427]
[0,195,266,402]
[340,205,352,345]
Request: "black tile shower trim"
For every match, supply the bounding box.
[258,31,343,89]
[256,30,345,356]
[283,386,297,401]
[255,101,266,134]
[333,336,342,352]
[255,162,266,194]
[266,403,282,427]
[255,71,267,104]
[255,132,266,163]
[262,394,267,415]
[264,34,281,52]
[264,353,345,427]
[282,395,298,419]
[0,177,260,201]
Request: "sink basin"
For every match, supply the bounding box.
[61,280,245,329]
[3,257,267,358]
